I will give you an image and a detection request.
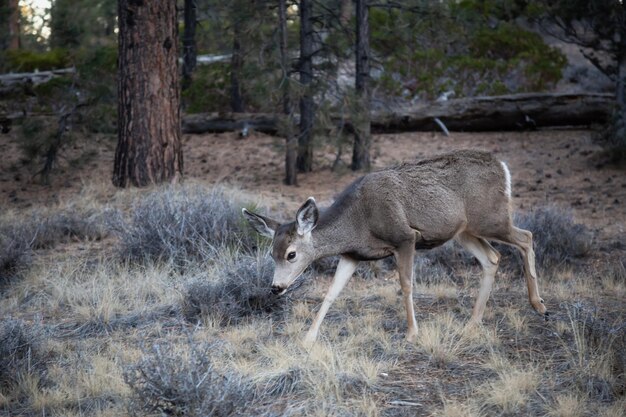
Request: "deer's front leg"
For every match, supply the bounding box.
[395,241,418,341]
[304,256,358,344]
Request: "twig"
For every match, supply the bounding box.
[389,400,423,407]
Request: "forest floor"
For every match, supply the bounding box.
[1,128,625,416]
[2,128,625,249]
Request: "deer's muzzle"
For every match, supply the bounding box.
[271,285,286,295]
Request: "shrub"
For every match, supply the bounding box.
[182,63,231,113]
[0,208,118,286]
[507,206,592,270]
[124,340,256,417]
[118,186,258,266]
[0,227,33,287]
[32,209,117,248]
[0,319,47,393]
[2,49,70,72]
[183,252,289,324]
[417,242,475,280]
[370,7,567,100]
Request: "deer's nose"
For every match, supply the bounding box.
[271,285,284,295]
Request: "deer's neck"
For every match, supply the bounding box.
[311,207,359,259]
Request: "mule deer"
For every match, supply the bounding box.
[243,150,547,343]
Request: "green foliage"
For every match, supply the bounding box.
[2,49,70,72]
[182,63,231,113]
[18,118,56,162]
[49,0,116,49]
[74,46,118,134]
[370,2,567,99]
[7,45,118,175]
[471,23,566,89]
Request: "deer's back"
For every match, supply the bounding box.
[339,150,512,242]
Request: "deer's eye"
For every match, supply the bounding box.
[287,251,296,261]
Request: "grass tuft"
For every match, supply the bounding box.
[480,367,540,414]
[547,393,586,417]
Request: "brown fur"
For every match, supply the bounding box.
[244,150,547,342]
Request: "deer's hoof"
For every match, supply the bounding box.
[405,330,418,342]
[302,333,318,347]
[531,298,547,315]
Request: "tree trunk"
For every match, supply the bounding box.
[279,0,297,185]
[340,0,352,26]
[8,0,19,49]
[113,0,183,188]
[182,0,197,92]
[230,15,244,113]
[298,0,314,173]
[351,0,371,171]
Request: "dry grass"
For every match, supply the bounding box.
[480,366,540,414]
[0,182,624,416]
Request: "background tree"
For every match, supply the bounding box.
[279,0,297,185]
[298,0,315,173]
[113,0,183,187]
[182,0,198,92]
[49,0,116,49]
[0,0,20,50]
[49,0,83,49]
[352,0,371,171]
[230,0,245,113]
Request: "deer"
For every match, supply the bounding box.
[242,150,547,343]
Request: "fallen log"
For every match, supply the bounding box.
[373,92,613,132]
[0,67,76,86]
[181,92,613,135]
[182,112,282,135]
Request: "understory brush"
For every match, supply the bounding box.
[0,319,49,410]
[182,251,289,324]
[124,339,257,417]
[0,184,622,416]
[117,186,261,267]
[0,207,119,287]
[508,206,592,270]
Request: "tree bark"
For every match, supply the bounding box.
[298,0,314,173]
[279,0,297,185]
[182,0,197,92]
[340,0,352,26]
[230,13,244,113]
[351,0,371,171]
[113,0,183,188]
[8,0,19,49]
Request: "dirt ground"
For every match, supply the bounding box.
[1,128,624,253]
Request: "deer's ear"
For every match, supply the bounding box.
[242,209,279,238]
[296,197,318,236]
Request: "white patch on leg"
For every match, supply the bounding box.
[500,161,512,198]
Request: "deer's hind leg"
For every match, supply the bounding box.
[497,226,547,316]
[394,239,419,341]
[455,232,500,323]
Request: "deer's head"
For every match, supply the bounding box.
[242,197,319,295]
